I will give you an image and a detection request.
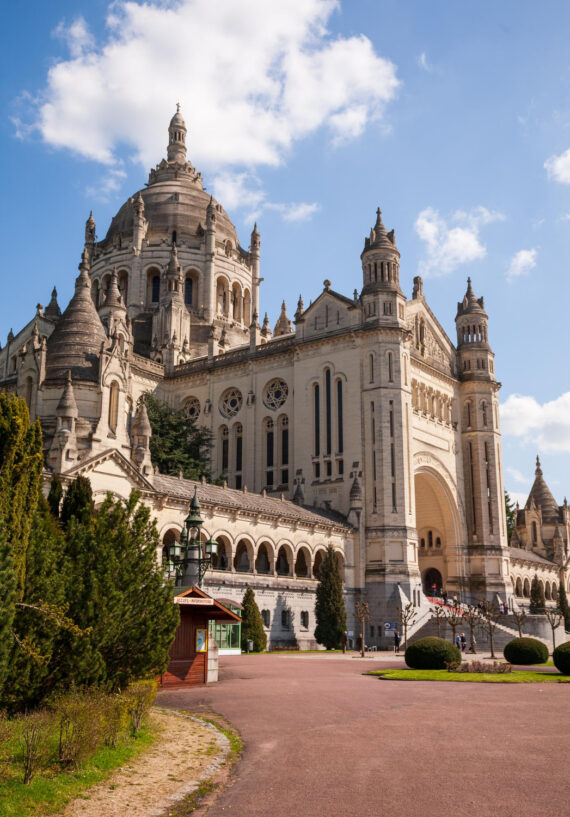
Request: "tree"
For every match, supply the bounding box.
[397,602,417,651]
[478,603,503,659]
[543,608,563,651]
[462,606,481,653]
[47,476,63,519]
[240,587,267,652]
[529,574,546,614]
[512,608,527,638]
[60,476,93,529]
[355,601,371,657]
[144,393,213,480]
[443,606,463,647]
[314,546,347,649]
[557,584,570,632]
[505,490,516,543]
[0,394,44,690]
[430,605,447,638]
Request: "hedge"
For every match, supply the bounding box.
[405,637,461,670]
[503,637,548,665]
[552,641,570,675]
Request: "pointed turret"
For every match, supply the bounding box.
[525,456,560,521]
[45,250,106,382]
[294,295,304,322]
[261,312,272,339]
[131,399,153,475]
[56,371,78,419]
[360,205,403,315]
[273,301,293,337]
[44,287,62,321]
[455,278,494,381]
[85,210,96,247]
[250,222,261,321]
[104,269,124,309]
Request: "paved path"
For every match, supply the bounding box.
[158,654,569,817]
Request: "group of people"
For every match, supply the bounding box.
[455,632,476,653]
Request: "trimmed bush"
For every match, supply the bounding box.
[405,637,461,669]
[503,637,548,665]
[124,680,157,736]
[54,690,102,768]
[552,641,570,675]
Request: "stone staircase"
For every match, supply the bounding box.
[408,611,552,654]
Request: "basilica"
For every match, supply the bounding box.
[1,107,567,648]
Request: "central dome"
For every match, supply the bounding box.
[103,107,240,250]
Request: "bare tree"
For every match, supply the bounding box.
[463,606,481,653]
[355,601,371,658]
[478,603,503,659]
[543,608,563,651]
[430,605,447,638]
[443,606,463,647]
[511,609,527,638]
[397,602,417,651]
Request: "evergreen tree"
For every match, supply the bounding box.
[47,476,63,519]
[529,574,546,614]
[240,587,267,652]
[60,475,93,528]
[504,490,516,543]
[0,394,43,688]
[557,583,570,632]
[144,393,213,480]
[314,546,347,649]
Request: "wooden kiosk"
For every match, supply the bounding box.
[160,586,242,687]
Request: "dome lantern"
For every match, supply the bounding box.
[167,103,187,163]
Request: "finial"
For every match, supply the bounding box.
[176,102,180,113]
[535,454,542,474]
[323,279,331,291]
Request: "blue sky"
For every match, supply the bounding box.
[2,0,569,504]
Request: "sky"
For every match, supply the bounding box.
[1,0,569,505]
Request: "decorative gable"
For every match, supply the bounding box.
[297,286,359,340]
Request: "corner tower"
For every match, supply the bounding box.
[456,278,510,601]
[360,208,406,327]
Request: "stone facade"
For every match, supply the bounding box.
[2,107,567,648]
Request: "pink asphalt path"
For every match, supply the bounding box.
[158,654,569,817]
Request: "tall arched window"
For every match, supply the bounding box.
[325,368,332,455]
[219,425,229,472]
[481,401,488,427]
[184,277,193,305]
[336,378,343,454]
[313,384,320,457]
[369,354,374,384]
[108,381,119,433]
[265,419,274,487]
[279,415,289,486]
[387,352,394,382]
[152,275,160,303]
[24,376,33,409]
[234,423,243,489]
[531,521,538,545]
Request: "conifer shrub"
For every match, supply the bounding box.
[503,637,548,665]
[124,680,157,736]
[241,587,267,652]
[405,636,461,669]
[552,641,570,675]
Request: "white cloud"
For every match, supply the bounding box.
[53,17,94,59]
[414,206,504,277]
[86,166,128,202]
[22,0,400,194]
[508,491,528,508]
[212,172,319,223]
[266,201,320,222]
[506,467,529,486]
[545,147,570,183]
[501,392,570,453]
[506,248,537,283]
[417,52,432,72]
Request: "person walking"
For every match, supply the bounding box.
[455,634,461,652]
[341,631,348,654]
[460,632,467,652]
[394,629,401,654]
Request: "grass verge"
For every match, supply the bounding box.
[0,723,156,817]
[367,669,570,683]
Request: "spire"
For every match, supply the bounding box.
[535,454,542,476]
[363,206,398,253]
[167,104,187,163]
[45,286,62,320]
[261,312,271,338]
[457,277,486,317]
[56,371,78,418]
[85,210,96,246]
[525,455,560,521]
[167,242,182,279]
[104,268,124,309]
[273,301,293,337]
[294,295,304,322]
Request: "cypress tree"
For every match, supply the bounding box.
[314,546,347,649]
[529,574,546,614]
[557,583,570,632]
[0,394,43,689]
[47,476,63,519]
[240,587,267,652]
[144,393,213,480]
[504,490,516,543]
[60,475,94,528]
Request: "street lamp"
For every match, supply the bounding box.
[164,486,218,587]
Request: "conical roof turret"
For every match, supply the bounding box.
[44,286,62,321]
[56,371,78,418]
[132,399,152,437]
[104,268,124,309]
[362,207,399,255]
[273,301,293,337]
[45,250,106,382]
[457,278,486,317]
[525,456,560,521]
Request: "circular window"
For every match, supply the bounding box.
[184,396,201,420]
[220,388,243,418]
[263,378,288,411]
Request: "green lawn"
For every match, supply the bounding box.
[367,668,570,683]
[0,722,156,817]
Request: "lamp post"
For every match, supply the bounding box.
[164,487,218,588]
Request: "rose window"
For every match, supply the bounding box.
[184,397,201,420]
[220,388,243,418]
[263,378,288,411]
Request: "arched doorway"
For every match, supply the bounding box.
[415,467,462,600]
[422,567,443,596]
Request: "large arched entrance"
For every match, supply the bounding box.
[414,467,462,599]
